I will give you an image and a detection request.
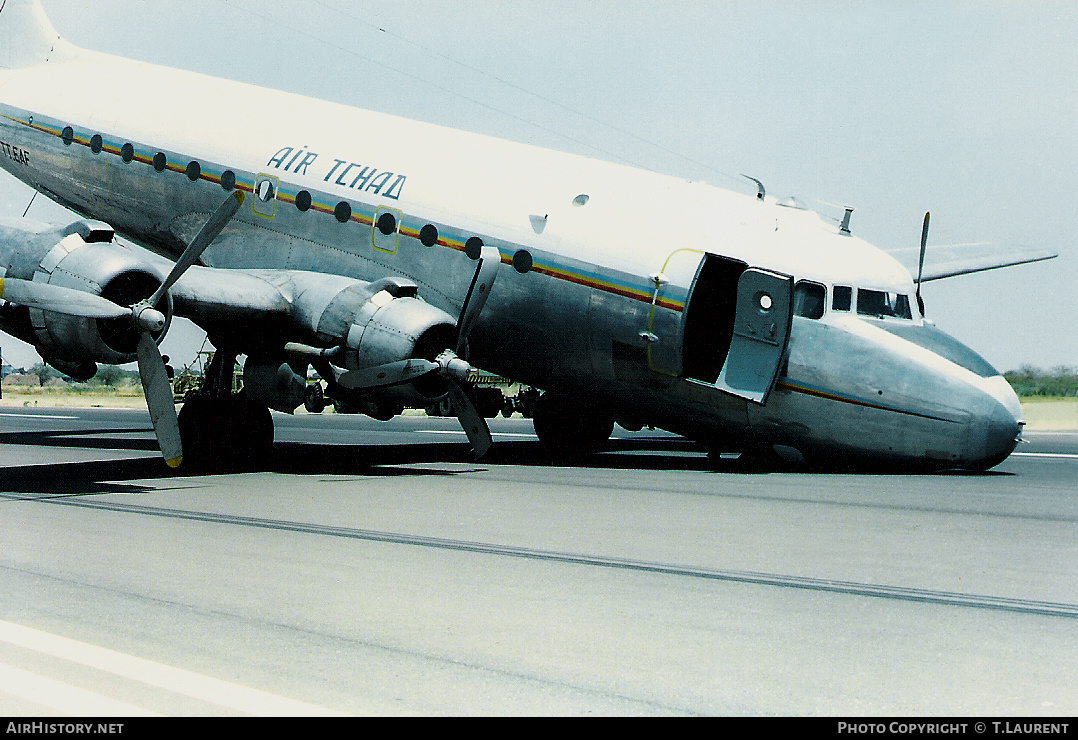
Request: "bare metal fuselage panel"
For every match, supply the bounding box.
[0,2,1025,469]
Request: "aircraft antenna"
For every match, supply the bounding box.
[839,207,854,234]
[21,187,37,218]
[742,176,766,200]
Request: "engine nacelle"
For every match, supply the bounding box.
[16,223,172,368]
[345,293,454,368]
[302,276,457,399]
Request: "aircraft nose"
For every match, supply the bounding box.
[966,376,1023,470]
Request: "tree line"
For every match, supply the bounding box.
[4,361,1077,397]
[2,363,141,390]
[1002,367,1078,397]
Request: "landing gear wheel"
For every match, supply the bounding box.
[332,397,360,415]
[177,392,274,470]
[304,382,326,413]
[531,391,615,460]
[177,394,213,467]
[233,392,274,463]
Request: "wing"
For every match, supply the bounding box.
[889,241,1058,282]
[0,215,499,464]
[917,251,1057,282]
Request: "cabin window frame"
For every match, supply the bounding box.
[832,285,853,312]
[856,288,913,320]
[793,280,826,320]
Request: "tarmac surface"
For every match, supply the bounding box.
[1,407,1076,715]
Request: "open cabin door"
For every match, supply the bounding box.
[680,254,793,404]
[645,249,704,377]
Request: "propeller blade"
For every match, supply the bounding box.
[455,245,501,355]
[916,211,929,315]
[337,358,440,390]
[917,212,930,286]
[137,331,183,468]
[148,190,244,306]
[0,277,131,318]
[447,378,492,459]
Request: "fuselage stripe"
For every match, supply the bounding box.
[7,111,687,313]
[777,379,957,423]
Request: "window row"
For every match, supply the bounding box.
[794,281,913,321]
[60,126,535,273]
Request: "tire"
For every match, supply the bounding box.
[304,382,325,413]
[176,393,273,470]
[531,391,614,459]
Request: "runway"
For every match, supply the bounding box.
[1,407,1076,715]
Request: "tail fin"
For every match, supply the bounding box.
[0,0,71,69]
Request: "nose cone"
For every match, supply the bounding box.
[966,375,1023,470]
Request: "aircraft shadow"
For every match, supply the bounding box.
[0,424,1012,488]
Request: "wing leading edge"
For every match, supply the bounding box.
[917,251,1058,282]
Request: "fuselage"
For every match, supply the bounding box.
[0,22,1023,469]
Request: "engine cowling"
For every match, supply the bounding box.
[266,275,459,414]
[309,277,457,395]
[6,222,172,369]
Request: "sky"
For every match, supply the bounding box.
[1,0,1074,374]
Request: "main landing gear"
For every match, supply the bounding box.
[531,390,614,459]
[177,349,273,469]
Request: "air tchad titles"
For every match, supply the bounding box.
[266,145,406,200]
[838,723,1070,736]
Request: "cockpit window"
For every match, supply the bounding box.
[857,289,913,320]
[793,281,825,319]
[832,285,852,312]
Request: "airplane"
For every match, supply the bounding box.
[0,0,1057,471]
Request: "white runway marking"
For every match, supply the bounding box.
[0,413,78,419]
[0,663,159,716]
[0,621,343,716]
[419,429,536,438]
[1011,452,1078,460]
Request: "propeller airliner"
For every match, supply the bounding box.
[0,0,1055,470]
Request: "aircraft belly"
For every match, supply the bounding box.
[751,320,974,464]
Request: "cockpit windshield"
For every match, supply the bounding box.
[857,289,913,320]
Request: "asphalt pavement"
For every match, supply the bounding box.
[1,408,1075,715]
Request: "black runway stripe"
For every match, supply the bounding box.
[9,492,1078,620]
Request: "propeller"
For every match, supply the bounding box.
[916,211,929,317]
[146,190,244,309]
[138,330,183,466]
[339,245,502,457]
[0,191,243,467]
[0,277,133,319]
[127,189,244,467]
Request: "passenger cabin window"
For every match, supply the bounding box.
[857,289,913,320]
[832,285,852,312]
[793,281,826,319]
